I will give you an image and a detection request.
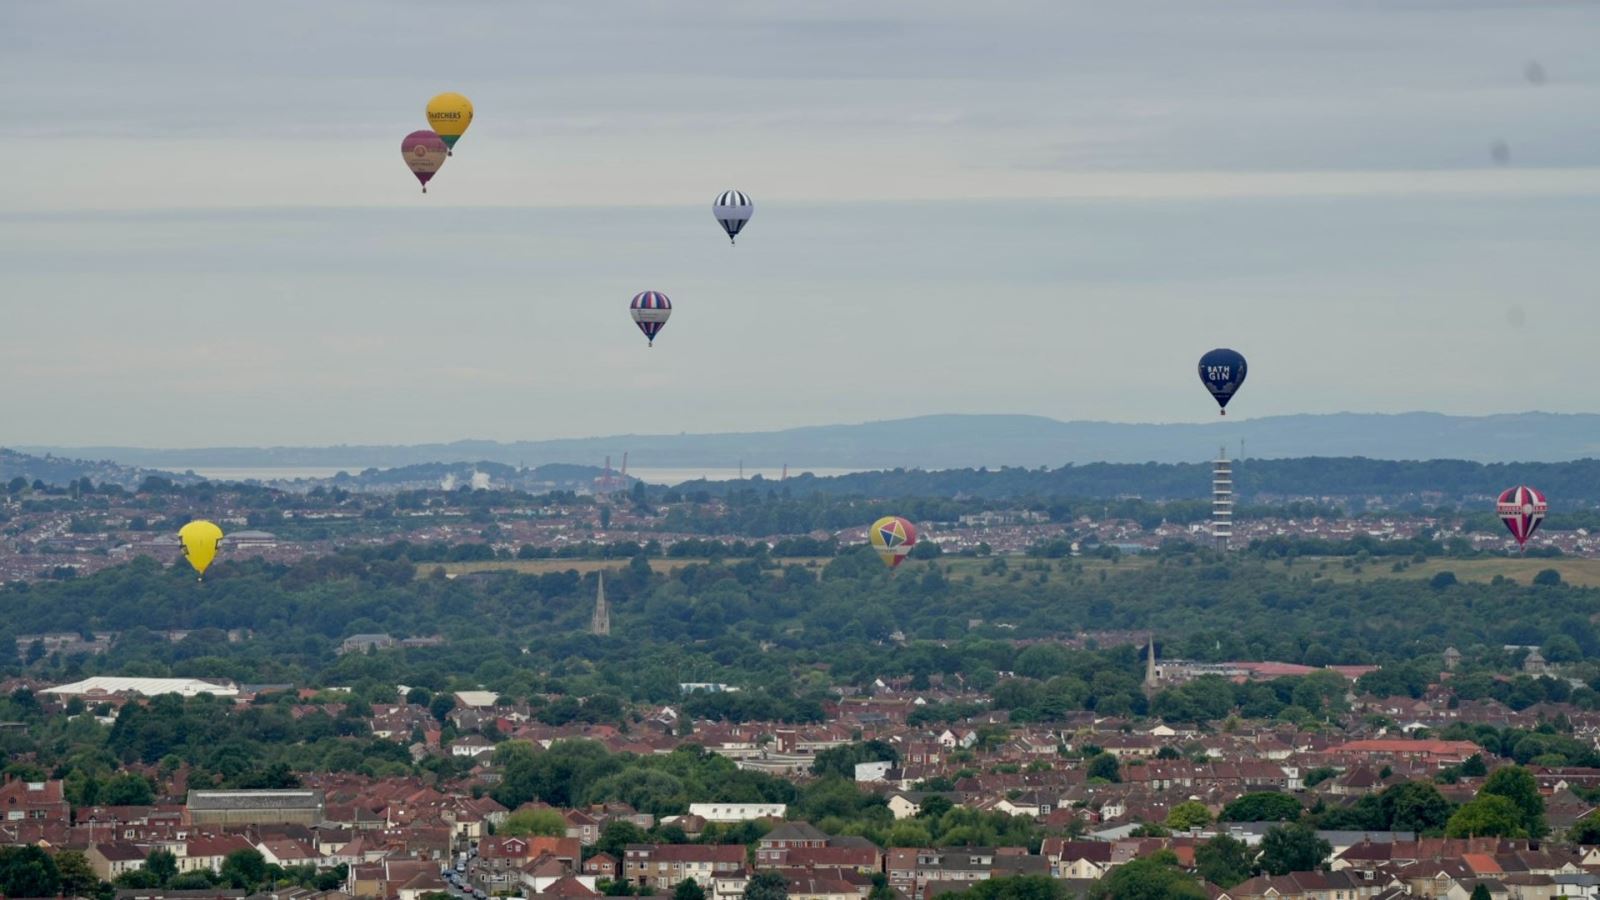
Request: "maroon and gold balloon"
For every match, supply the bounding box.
[401,130,448,193]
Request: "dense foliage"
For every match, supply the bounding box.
[9,541,1600,723]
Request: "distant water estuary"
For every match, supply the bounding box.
[160,465,864,485]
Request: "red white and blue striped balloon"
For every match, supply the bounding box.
[630,291,672,347]
[713,190,753,245]
[1496,485,1548,548]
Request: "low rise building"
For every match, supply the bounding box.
[187,790,326,827]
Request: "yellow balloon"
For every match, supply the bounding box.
[426,93,474,152]
[178,520,224,579]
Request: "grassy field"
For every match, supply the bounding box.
[1271,555,1600,587]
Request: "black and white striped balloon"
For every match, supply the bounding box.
[713,189,754,245]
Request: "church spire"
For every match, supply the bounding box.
[591,571,611,636]
[1143,633,1157,695]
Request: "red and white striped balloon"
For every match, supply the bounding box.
[1496,485,1548,548]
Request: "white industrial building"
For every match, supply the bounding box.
[688,803,786,822]
[42,676,238,698]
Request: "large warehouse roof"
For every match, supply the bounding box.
[188,790,324,810]
[42,677,239,698]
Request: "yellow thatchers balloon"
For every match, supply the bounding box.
[178,520,224,579]
[426,93,474,154]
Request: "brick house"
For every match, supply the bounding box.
[623,844,747,890]
[584,852,618,880]
[0,778,70,823]
[756,822,829,865]
[86,842,147,880]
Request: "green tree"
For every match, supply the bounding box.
[1569,809,1600,844]
[598,820,650,860]
[430,693,457,723]
[1088,851,1205,900]
[1470,884,1492,900]
[1194,835,1254,889]
[1302,767,1337,788]
[55,850,100,898]
[103,773,156,805]
[146,849,178,886]
[220,849,268,890]
[501,808,569,837]
[1086,753,1120,783]
[866,876,896,900]
[1480,765,1545,837]
[811,741,899,778]
[172,871,219,890]
[115,869,161,889]
[1257,823,1331,875]
[918,795,955,821]
[1164,801,1212,831]
[886,820,933,847]
[1220,792,1302,823]
[0,846,62,899]
[674,880,707,900]
[1378,781,1454,835]
[1446,796,1526,838]
[744,871,788,900]
[940,875,1066,900]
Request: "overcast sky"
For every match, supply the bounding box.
[4,0,1599,448]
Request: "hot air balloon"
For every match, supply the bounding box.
[178,520,224,580]
[1198,348,1248,415]
[869,515,918,569]
[401,130,448,193]
[630,291,672,347]
[1497,485,1548,550]
[713,190,754,245]
[426,93,474,155]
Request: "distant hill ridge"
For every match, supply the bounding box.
[10,444,1600,502]
[21,411,1600,470]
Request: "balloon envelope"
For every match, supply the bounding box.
[402,130,448,191]
[869,516,918,569]
[426,93,474,150]
[1497,485,1548,547]
[630,291,672,346]
[713,190,754,244]
[178,520,224,578]
[1198,348,1248,414]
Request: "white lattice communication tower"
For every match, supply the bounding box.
[1212,447,1233,550]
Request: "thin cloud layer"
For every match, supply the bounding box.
[2,1,1597,446]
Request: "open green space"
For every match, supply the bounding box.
[1277,555,1600,587]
